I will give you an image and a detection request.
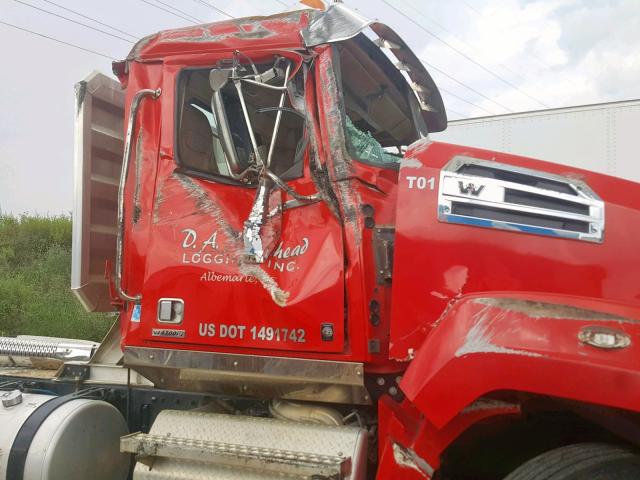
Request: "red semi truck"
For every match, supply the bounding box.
[2,4,640,480]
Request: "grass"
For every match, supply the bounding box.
[0,214,113,342]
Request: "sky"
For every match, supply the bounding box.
[0,0,639,214]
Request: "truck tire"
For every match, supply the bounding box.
[503,443,640,480]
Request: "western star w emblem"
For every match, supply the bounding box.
[458,181,485,196]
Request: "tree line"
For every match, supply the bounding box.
[0,215,112,341]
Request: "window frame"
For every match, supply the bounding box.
[332,36,428,170]
[173,64,308,187]
[174,65,249,187]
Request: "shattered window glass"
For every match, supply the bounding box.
[176,67,306,182]
[345,116,401,166]
[336,35,424,168]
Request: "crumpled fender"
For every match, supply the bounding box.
[400,294,640,428]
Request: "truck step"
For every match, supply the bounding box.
[122,409,368,480]
[121,432,349,478]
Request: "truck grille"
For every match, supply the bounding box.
[438,156,605,243]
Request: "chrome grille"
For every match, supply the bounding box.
[438,156,605,243]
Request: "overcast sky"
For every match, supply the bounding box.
[1,0,638,214]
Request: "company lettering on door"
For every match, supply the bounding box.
[178,228,310,281]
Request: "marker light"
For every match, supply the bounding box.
[578,326,631,350]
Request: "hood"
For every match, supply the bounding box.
[388,139,640,360]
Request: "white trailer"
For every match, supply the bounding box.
[432,99,640,183]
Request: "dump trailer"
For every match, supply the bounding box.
[2,4,640,480]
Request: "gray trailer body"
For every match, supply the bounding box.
[432,99,640,182]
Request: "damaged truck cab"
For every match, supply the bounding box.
[98,5,449,377]
[4,4,640,480]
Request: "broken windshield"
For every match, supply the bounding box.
[345,116,402,166]
[336,35,427,168]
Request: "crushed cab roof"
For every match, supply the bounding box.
[126,10,316,61]
[121,4,447,133]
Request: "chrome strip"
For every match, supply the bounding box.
[116,88,161,303]
[124,347,371,405]
[438,156,605,243]
[443,194,597,222]
[444,156,601,199]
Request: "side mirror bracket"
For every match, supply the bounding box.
[209,68,244,176]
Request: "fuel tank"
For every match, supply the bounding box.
[0,391,130,480]
[389,140,640,360]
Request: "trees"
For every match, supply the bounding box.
[0,215,111,341]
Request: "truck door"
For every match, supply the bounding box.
[135,56,345,353]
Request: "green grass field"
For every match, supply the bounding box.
[0,215,112,342]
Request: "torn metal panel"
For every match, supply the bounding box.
[152,175,165,224]
[472,298,635,322]
[400,288,640,431]
[242,178,282,264]
[390,138,640,360]
[392,443,434,478]
[132,161,347,354]
[302,3,372,46]
[300,62,342,220]
[461,398,520,414]
[303,4,446,133]
[132,128,144,224]
[371,24,445,120]
[405,138,432,158]
[238,264,289,307]
[172,173,289,306]
[400,157,423,169]
[455,305,543,358]
[125,10,314,62]
[317,51,362,244]
[158,22,276,44]
[173,173,240,240]
[125,32,156,62]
